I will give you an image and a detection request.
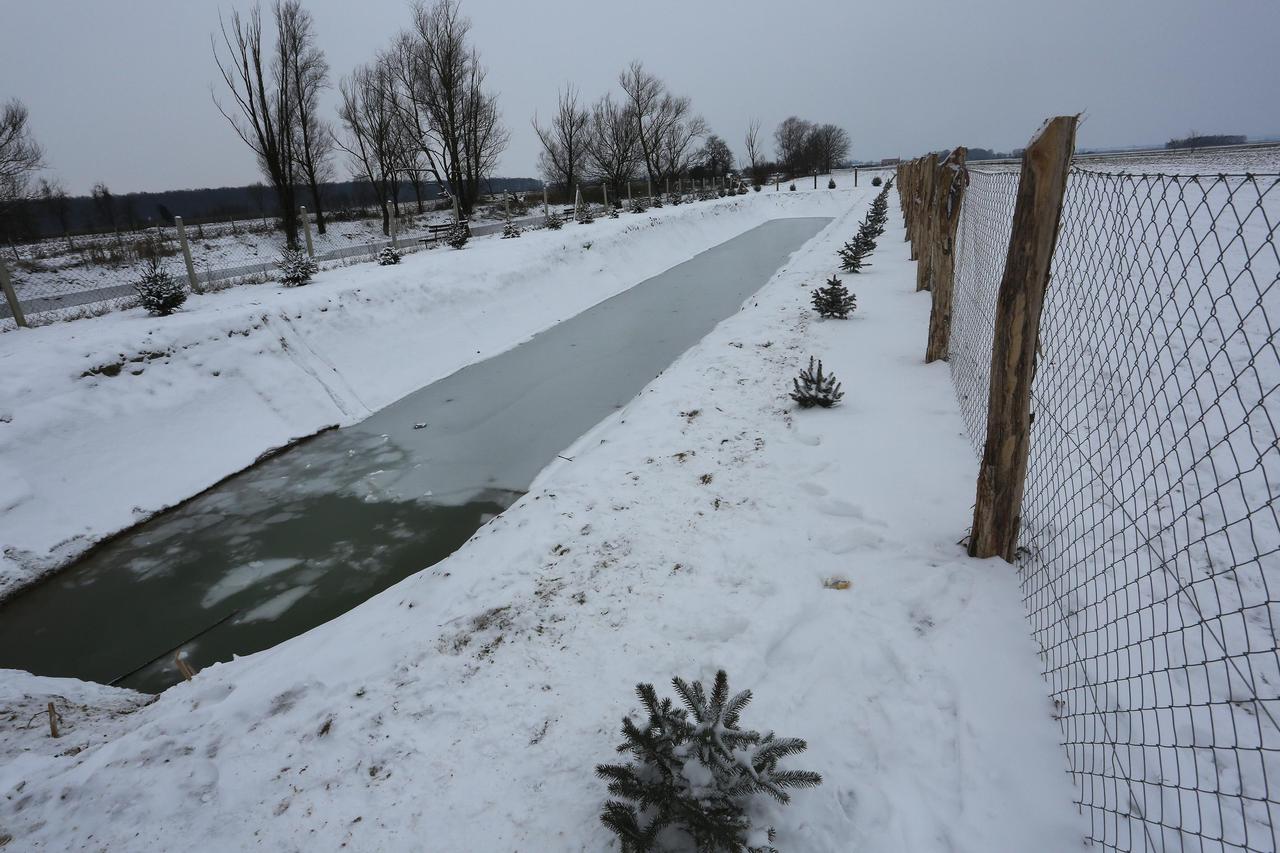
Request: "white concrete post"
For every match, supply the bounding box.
[647,177,652,198]
[504,193,510,220]
[602,184,608,209]
[0,257,26,328]
[389,203,399,249]
[174,216,199,292]
[543,186,549,218]
[575,185,582,219]
[299,206,315,258]
[627,181,633,208]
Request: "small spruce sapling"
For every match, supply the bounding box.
[632,197,649,214]
[788,182,796,192]
[377,245,402,265]
[790,357,844,408]
[502,220,523,238]
[838,230,874,274]
[577,204,596,224]
[277,247,318,287]
[446,222,470,249]
[545,211,564,230]
[871,176,882,187]
[596,670,822,853]
[827,178,836,189]
[811,276,856,319]
[134,255,186,316]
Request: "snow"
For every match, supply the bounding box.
[0,185,1086,850]
[0,189,846,599]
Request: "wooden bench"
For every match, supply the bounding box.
[422,220,469,245]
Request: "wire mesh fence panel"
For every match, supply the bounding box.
[950,165,1280,852]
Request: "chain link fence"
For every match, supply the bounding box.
[950,164,1280,851]
[0,177,762,332]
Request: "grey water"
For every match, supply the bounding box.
[0,218,830,693]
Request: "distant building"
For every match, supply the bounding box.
[879,157,901,166]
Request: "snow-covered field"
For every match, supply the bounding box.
[4,202,525,311]
[0,185,1087,850]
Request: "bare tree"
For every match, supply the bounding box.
[277,0,335,234]
[393,0,508,216]
[618,61,706,186]
[774,116,815,177]
[809,124,851,174]
[336,57,405,235]
[585,94,640,203]
[0,100,44,242]
[698,134,733,177]
[38,178,73,247]
[744,118,763,183]
[90,182,118,233]
[532,85,589,199]
[212,3,301,247]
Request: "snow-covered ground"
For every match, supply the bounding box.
[0,183,1086,850]
[0,188,826,599]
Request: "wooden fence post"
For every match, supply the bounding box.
[925,148,968,363]
[389,204,399,249]
[174,216,200,293]
[969,115,1078,562]
[914,154,937,276]
[0,256,26,328]
[543,186,549,218]
[299,206,315,258]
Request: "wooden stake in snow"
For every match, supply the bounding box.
[47,702,59,738]
[969,115,1078,562]
[175,216,200,293]
[0,256,26,328]
[925,148,968,363]
[300,206,315,258]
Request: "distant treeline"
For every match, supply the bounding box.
[1166,134,1246,150]
[13,177,541,241]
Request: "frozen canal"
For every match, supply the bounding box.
[0,217,831,691]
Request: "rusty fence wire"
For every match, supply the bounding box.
[950,165,1280,851]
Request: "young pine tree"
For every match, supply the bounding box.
[277,248,318,286]
[811,276,856,319]
[790,357,844,408]
[596,670,822,853]
[838,230,874,274]
[134,255,187,315]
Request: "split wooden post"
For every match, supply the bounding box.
[174,216,200,293]
[0,256,25,328]
[299,206,315,258]
[47,702,59,738]
[925,147,968,363]
[969,115,1078,562]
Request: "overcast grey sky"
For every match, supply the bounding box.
[3,0,1277,195]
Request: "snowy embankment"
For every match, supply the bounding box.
[0,188,1084,850]
[0,191,842,599]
